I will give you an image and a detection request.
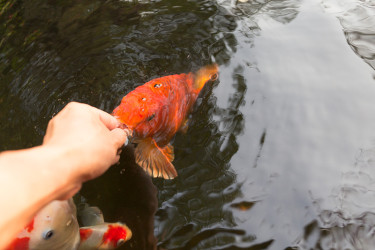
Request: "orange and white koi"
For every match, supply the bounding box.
[7,199,132,250]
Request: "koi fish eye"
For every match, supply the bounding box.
[154,83,162,88]
[42,229,54,240]
[210,73,218,81]
[147,113,155,121]
[117,239,125,247]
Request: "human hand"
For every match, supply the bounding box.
[43,102,127,199]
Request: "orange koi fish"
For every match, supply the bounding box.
[113,64,219,179]
[7,199,132,250]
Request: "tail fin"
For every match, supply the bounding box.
[194,64,219,91]
[135,138,177,179]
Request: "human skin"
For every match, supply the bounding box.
[0,102,127,249]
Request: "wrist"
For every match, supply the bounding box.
[0,144,81,201]
[0,145,80,248]
[38,144,83,199]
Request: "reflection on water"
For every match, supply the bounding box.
[288,1,375,248]
[2,0,375,249]
[222,0,300,24]
[322,0,375,70]
[293,146,375,249]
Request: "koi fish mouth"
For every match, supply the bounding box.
[113,116,132,133]
[117,122,130,131]
[115,122,134,146]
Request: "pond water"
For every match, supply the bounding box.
[1,0,375,249]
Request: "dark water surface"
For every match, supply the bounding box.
[1,0,375,249]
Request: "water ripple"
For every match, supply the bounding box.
[322,0,375,69]
[294,146,375,249]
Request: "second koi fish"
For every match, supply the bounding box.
[113,64,219,179]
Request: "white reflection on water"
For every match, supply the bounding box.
[323,0,375,70]
[214,0,375,248]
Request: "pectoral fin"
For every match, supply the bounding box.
[77,204,104,227]
[135,138,177,179]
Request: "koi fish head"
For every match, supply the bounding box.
[113,86,161,131]
[8,199,80,250]
[193,64,219,92]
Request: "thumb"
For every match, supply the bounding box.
[109,128,128,148]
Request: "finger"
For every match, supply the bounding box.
[89,106,121,130]
[66,102,120,130]
[42,118,56,144]
[109,128,127,148]
[111,154,121,166]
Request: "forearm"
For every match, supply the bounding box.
[0,145,78,249]
[0,102,126,249]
